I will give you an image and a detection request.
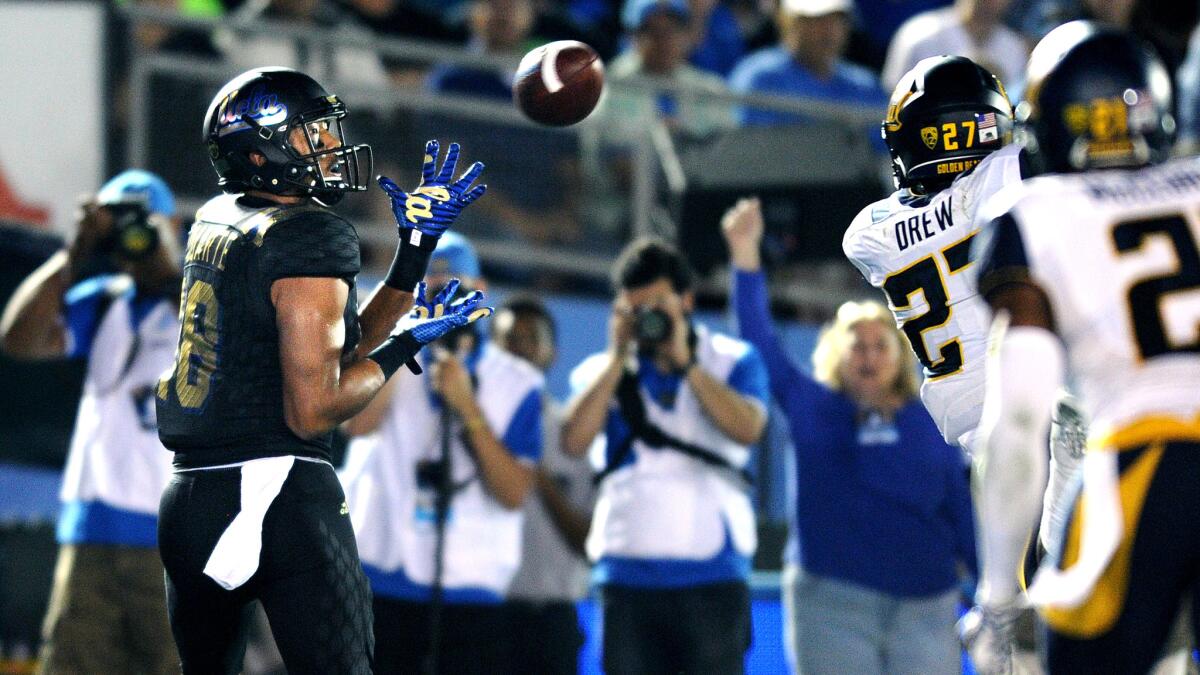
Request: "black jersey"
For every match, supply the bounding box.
[157,194,362,468]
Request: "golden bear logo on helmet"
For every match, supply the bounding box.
[921,126,939,149]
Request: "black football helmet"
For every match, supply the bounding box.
[1018,21,1175,175]
[202,67,372,206]
[883,56,1013,193]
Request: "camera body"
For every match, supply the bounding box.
[415,459,449,490]
[634,307,672,344]
[97,203,159,261]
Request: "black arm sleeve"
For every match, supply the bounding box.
[974,212,1033,301]
[260,212,361,282]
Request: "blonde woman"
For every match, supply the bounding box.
[723,197,976,675]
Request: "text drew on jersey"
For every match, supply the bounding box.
[895,196,955,252]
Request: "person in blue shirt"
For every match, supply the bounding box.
[0,170,182,673]
[853,0,953,68]
[728,0,888,128]
[425,0,534,100]
[722,197,977,675]
[688,0,746,77]
[563,238,768,674]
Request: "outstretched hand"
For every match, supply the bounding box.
[366,278,493,377]
[377,140,486,241]
[396,279,493,347]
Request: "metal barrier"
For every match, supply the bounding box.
[120,5,887,296]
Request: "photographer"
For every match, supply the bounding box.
[0,170,181,673]
[340,233,544,675]
[562,238,768,674]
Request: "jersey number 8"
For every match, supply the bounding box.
[158,277,221,410]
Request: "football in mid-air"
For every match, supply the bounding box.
[513,41,605,127]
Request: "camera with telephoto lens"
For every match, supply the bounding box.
[97,203,160,261]
[634,307,672,344]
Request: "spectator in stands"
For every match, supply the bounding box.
[580,0,736,240]
[426,0,535,97]
[1010,0,1134,40]
[215,0,389,87]
[562,238,767,674]
[729,0,888,127]
[340,234,545,674]
[421,0,585,253]
[1011,0,1196,76]
[851,0,952,71]
[129,0,223,57]
[684,0,747,77]
[599,0,737,138]
[341,0,465,45]
[722,197,976,675]
[496,296,595,675]
[881,0,1028,91]
[1177,24,1200,155]
[0,171,181,674]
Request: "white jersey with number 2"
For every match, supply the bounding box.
[976,156,1200,450]
[843,145,1023,448]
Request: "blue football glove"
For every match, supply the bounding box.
[378,140,486,238]
[401,279,492,343]
[377,140,487,292]
[365,278,494,379]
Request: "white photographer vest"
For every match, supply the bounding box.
[60,283,178,541]
[340,343,544,598]
[578,327,759,564]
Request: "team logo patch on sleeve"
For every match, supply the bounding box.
[922,126,939,149]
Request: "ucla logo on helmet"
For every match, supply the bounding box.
[921,126,939,149]
[215,87,289,137]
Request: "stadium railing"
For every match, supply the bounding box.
[117,4,887,310]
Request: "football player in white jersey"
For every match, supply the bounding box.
[845,55,1102,671]
[844,55,1022,453]
[973,21,1196,674]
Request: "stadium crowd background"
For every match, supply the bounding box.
[1,0,1199,671]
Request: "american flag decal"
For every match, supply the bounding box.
[976,112,999,143]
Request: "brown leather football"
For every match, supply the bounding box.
[513,41,605,127]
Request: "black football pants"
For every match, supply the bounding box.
[158,460,374,674]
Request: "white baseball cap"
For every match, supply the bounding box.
[782,0,853,17]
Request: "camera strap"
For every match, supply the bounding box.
[424,404,453,675]
[595,369,753,487]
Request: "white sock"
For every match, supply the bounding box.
[974,323,1063,606]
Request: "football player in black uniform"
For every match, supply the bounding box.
[155,67,491,673]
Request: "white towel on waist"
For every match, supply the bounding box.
[204,455,295,590]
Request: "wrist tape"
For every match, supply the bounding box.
[366,332,424,380]
[384,229,439,292]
